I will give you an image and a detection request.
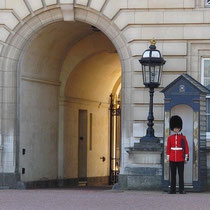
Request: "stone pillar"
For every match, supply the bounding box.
[58,98,66,186]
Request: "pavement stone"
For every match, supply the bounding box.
[0,187,210,210]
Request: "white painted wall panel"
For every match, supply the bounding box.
[0,12,19,30]
[75,0,88,6]
[184,0,195,8]
[130,42,148,56]
[133,105,164,121]
[123,27,141,42]
[0,44,3,53]
[120,0,127,8]
[103,0,120,19]
[184,26,210,39]
[164,58,187,72]
[132,72,181,88]
[135,11,164,24]
[20,80,59,181]
[27,0,43,11]
[0,0,5,8]
[164,11,203,24]
[0,27,10,42]
[133,122,164,137]
[114,11,134,30]
[60,0,73,3]
[127,0,147,8]
[130,42,187,56]
[132,88,164,104]
[45,0,57,6]
[163,42,187,55]
[90,0,105,11]
[6,0,30,19]
[204,11,210,23]
[148,0,183,8]
[142,26,184,40]
[113,10,205,29]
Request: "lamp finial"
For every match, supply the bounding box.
[150,39,156,45]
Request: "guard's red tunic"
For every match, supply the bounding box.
[166,134,189,162]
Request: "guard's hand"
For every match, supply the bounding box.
[166,155,170,163]
[184,157,189,163]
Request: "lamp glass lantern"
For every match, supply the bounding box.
[139,40,166,142]
[140,42,166,88]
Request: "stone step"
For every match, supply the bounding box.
[78,181,87,187]
[0,186,10,189]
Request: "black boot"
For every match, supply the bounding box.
[168,190,176,194]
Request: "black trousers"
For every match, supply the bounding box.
[170,161,184,192]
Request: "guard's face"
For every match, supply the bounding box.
[173,128,180,133]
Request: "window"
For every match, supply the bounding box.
[201,58,210,134]
[206,0,210,6]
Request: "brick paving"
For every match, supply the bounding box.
[0,187,210,210]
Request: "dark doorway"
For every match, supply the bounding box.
[78,110,88,182]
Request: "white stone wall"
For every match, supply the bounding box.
[64,100,110,179]
[1,0,210,182]
[61,35,120,179]
[20,79,59,182]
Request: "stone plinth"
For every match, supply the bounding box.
[116,142,163,190]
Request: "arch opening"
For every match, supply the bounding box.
[19,20,122,186]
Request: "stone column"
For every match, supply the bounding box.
[58,97,66,186]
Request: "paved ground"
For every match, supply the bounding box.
[0,187,210,210]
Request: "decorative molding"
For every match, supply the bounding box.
[23,0,34,15]
[60,4,74,21]
[65,96,109,107]
[41,0,47,8]
[21,76,60,86]
[205,0,210,6]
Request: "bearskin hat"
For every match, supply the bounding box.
[170,115,182,131]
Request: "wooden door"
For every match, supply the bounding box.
[78,110,88,180]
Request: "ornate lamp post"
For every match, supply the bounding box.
[139,40,166,143]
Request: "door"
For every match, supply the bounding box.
[78,110,88,180]
[171,105,193,185]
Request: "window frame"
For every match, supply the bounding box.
[205,0,210,7]
[201,58,210,137]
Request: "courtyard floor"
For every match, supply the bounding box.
[0,187,210,210]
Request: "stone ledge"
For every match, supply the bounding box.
[117,172,162,190]
[0,173,20,188]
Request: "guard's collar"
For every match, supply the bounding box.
[173,131,182,135]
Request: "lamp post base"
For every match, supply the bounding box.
[115,144,162,190]
[114,138,163,191]
[139,135,160,143]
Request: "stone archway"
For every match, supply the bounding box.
[0,4,131,188]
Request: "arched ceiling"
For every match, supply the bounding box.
[21,21,95,81]
[65,52,121,103]
[21,20,121,103]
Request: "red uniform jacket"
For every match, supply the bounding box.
[166,134,189,162]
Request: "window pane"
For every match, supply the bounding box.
[203,60,210,133]
[207,115,210,132]
[204,79,210,90]
[204,60,210,78]
[143,51,150,58]
[151,51,160,58]
[206,98,210,132]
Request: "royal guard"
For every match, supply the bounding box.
[166,115,189,194]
